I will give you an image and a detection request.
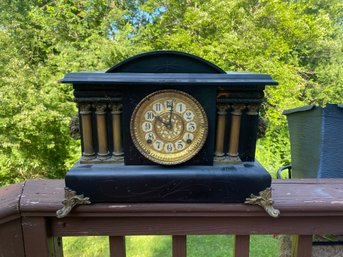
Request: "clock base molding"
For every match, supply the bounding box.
[65,161,271,204]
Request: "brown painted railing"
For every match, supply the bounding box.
[0,179,342,257]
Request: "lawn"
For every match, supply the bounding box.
[63,235,280,257]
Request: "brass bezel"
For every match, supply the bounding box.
[130,89,208,165]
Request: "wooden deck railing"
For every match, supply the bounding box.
[0,179,342,257]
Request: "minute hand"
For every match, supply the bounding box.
[168,100,174,126]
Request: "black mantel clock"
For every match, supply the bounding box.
[57,51,279,218]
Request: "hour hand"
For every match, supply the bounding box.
[155,115,172,129]
[155,115,167,125]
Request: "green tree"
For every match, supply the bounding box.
[137,0,343,173]
[0,0,149,184]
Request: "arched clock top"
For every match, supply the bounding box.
[106,50,226,74]
[60,50,278,87]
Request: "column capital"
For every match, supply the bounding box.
[78,103,92,114]
[247,104,260,115]
[110,103,123,114]
[94,103,107,114]
[231,104,246,115]
[217,104,229,115]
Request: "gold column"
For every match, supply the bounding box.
[79,103,95,161]
[214,104,229,157]
[227,104,246,163]
[110,103,123,158]
[95,103,109,160]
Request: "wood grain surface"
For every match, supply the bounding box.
[18,179,343,217]
[1,179,343,257]
[0,182,24,224]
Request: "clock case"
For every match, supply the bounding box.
[61,51,278,203]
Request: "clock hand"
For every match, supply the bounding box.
[155,115,163,123]
[155,115,169,126]
[167,99,174,127]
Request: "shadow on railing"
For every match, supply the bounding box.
[1,179,343,257]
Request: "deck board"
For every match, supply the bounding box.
[19,179,343,217]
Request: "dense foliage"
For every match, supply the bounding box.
[1,0,342,185]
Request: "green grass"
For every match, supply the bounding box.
[63,235,280,257]
[63,236,109,257]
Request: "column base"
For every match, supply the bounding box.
[214,155,242,164]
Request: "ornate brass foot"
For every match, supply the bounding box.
[56,188,91,218]
[245,187,280,218]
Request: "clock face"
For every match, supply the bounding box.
[130,89,208,165]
